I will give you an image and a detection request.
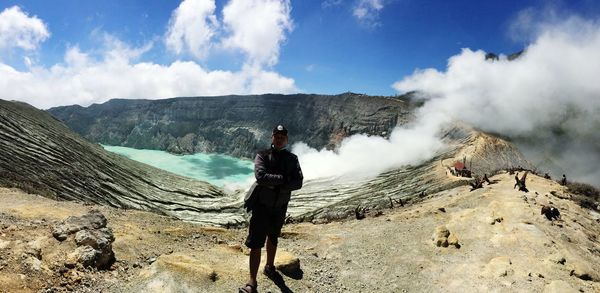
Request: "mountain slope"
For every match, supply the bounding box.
[288,124,533,222]
[0,99,242,226]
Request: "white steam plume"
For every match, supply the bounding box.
[292,15,600,188]
[394,16,600,186]
[292,109,449,182]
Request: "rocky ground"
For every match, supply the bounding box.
[1,172,599,292]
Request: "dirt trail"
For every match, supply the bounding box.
[1,172,599,292]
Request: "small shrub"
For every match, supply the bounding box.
[567,181,600,211]
[567,182,600,201]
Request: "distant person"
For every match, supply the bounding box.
[561,174,567,186]
[515,171,529,192]
[470,178,484,191]
[483,174,491,184]
[240,125,303,293]
[541,205,561,221]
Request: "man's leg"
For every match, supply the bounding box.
[266,207,287,269]
[266,236,277,267]
[243,204,267,290]
[248,248,261,286]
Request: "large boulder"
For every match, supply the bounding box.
[52,210,107,241]
[56,210,116,270]
[274,250,301,277]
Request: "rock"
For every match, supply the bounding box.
[490,217,503,225]
[72,246,97,268]
[64,253,78,269]
[274,251,301,276]
[74,228,113,250]
[482,256,513,278]
[53,233,68,242]
[448,234,460,248]
[569,262,597,281]
[433,226,451,247]
[0,239,10,249]
[53,210,107,241]
[137,253,218,289]
[24,245,42,260]
[437,238,449,247]
[59,212,116,270]
[95,246,116,270]
[543,280,578,293]
[434,226,450,238]
[23,256,42,272]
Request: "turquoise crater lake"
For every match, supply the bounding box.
[102,145,254,188]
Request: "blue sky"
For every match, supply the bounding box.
[1,0,600,108]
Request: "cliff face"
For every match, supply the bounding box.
[47,93,415,158]
[0,100,243,226]
[2,98,533,227]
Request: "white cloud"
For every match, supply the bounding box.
[0,6,49,51]
[0,34,297,109]
[393,15,600,186]
[165,0,218,60]
[322,0,344,8]
[221,0,293,67]
[0,3,299,109]
[353,0,384,26]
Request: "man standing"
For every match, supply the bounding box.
[240,125,303,293]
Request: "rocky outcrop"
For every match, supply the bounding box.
[53,210,115,269]
[53,210,108,241]
[0,100,242,226]
[274,250,302,277]
[47,93,416,158]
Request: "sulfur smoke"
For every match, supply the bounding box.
[394,16,600,186]
[293,16,600,187]
[292,109,450,182]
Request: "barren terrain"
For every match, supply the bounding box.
[1,172,599,292]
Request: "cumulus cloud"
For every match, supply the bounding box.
[0,37,297,109]
[221,0,293,67]
[0,3,298,109]
[393,15,600,186]
[353,0,384,27]
[0,6,49,51]
[165,0,218,60]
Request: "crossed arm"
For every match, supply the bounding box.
[254,153,303,191]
